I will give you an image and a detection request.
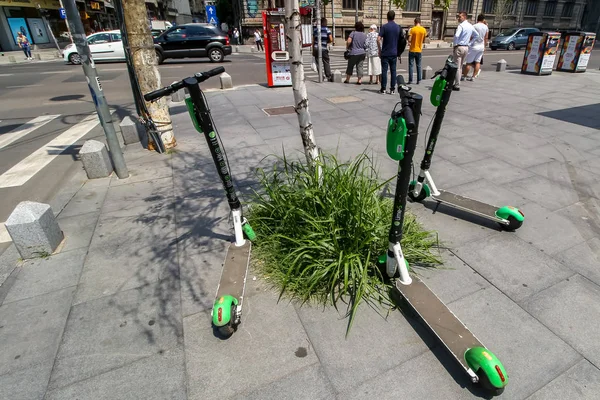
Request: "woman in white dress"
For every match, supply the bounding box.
[365,24,381,85]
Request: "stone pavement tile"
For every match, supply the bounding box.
[340,351,478,400]
[523,275,600,366]
[0,361,53,400]
[295,302,431,393]
[461,157,536,185]
[0,287,74,376]
[56,211,99,253]
[255,124,299,140]
[509,174,580,211]
[74,212,176,305]
[340,124,385,143]
[49,167,87,216]
[541,141,595,164]
[232,363,336,400]
[266,135,305,156]
[49,280,182,391]
[414,250,490,304]
[0,245,22,289]
[514,202,588,256]
[101,177,174,216]
[528,160,600,188]
[446,178,530,208]
[408,202,498,249]
[436,121,498,140]
[432,136,488,165]
[483,127,551,148]
[577,157,600,176]
[526,359,600,400]
[220,129,268,149]
[311,108,353,121]
[555,199,600,241]
[550,134,600,153]
[110,158,172,187]
[57,179,110,219]
[249,115,291,130]
[3,248,86,305]
[184,291,317,400]
[45,347,186,400]
[428,158,481,188]
[449,286,581,399]
[556,238,600,287]
[453,235,574,303]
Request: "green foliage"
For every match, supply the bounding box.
[247,152,441,335]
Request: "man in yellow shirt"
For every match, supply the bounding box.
[407,17,426,84]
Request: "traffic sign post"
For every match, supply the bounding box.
[206,5,219,26]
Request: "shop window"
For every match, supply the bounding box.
[561,1,574,18]
[404,0,420,12]
[342,0,363,11]
[544,1,556,16]
[457,0,473,13]
[524,0,538,16]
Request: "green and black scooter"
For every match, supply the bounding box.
[381,75,508,396]
[408,59,524,231]
[145,67,256,337]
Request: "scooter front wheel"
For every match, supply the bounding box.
[408,182,429,202]
[216,304,238,338]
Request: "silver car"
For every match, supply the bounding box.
[490,27,540,51]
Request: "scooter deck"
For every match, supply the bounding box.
[215,241,251,302]
[395,277,482,373]
[433,190,503,223]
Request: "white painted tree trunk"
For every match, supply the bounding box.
[285,0,320,169]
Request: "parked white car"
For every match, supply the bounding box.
[63,30,125,65]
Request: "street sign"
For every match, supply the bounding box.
[206,5,219,26]
[59,8,66,19]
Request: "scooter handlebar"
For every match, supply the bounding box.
[144,67,226,101]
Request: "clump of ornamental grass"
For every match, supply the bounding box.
[247,152,441,335]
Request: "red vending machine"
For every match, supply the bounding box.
[557,32,596,73]
[263,9,292,87]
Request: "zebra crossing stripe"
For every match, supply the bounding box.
[0,112,111,188]
[0,115,60,150]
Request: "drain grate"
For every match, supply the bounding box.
[263,105,296,116]
[327,96,361,104]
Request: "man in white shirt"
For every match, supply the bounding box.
[464,14,489,81]
[452,11,478,91]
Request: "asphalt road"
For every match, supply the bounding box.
[0,46,599,251]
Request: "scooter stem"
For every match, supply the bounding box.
[231,208,246,247]
[388,242,412,285]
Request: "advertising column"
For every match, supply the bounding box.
[576,33,596,72]
[558,32,596,73]
[521,32,560,76]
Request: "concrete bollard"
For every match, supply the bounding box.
[220,72,233,89]
[119,116,142,145]
[251,47,256,53]
[333,70,342,83]
[422,66,433,80]
[34,53,42,60]
[496,59,507,72]
[9,55,16,63]
[5,201,64,259]
[235,45,239,53]
[79,140,113,179]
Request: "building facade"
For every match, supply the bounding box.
[239,0,587,42]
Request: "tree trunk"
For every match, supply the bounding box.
[122,0,175,149]
[284,0,320,168]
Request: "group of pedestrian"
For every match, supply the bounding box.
[333,11,407,93]
[312,11,489,93]
[452,12,489,91]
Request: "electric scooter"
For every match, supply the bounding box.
[408,59,524,231]
[381,76,508,396]
[145,67,256,337]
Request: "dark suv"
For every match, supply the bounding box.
[154,23,232,64]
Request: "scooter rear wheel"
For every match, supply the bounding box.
[217,304,238,338]
[477,368,505,396]
[499,215,523,231]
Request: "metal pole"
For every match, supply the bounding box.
[40,11,62,55]
[331,0,335,45]
[379,0,383,28]
[63,0,129,179]
[316,0,323,82]
[355,0,358,23]
[58,0,74,44]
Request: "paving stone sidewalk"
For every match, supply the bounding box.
[1,67,600,399]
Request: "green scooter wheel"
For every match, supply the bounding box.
[478,369,505,396]
[500,216,523,231]
[408,181,429,202]
[217,304,237,338]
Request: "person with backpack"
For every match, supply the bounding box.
[378,11,405,95]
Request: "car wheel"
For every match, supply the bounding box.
[68,53,82,65]
[507,42,516,51]
[209,48,224,63]
[155,50,164,65]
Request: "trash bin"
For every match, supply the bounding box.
[521,31,561,76]
[557,32,597,73]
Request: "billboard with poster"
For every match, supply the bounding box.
[27,18,50,44]
[7,18,33,46]
[263,10,292,87]
[557,34,581,71]
[576,34,596,71]
[521,34,544,74]
[540,33,560,74]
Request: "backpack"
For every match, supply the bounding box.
[397,27,407,56]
